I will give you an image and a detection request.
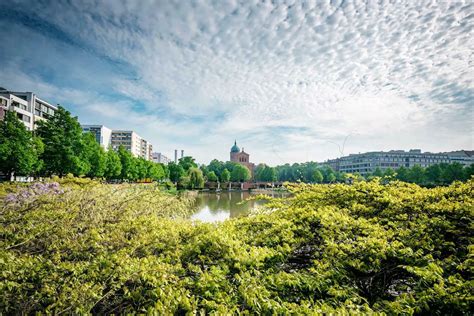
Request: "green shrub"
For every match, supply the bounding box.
[0,179,472,314]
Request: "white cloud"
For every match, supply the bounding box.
[1,0,473,164]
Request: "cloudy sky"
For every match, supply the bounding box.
[0,0,472,165]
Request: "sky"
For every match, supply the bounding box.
[0,0,473,165]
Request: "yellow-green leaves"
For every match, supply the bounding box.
[1,178,472,314]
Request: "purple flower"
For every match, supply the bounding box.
[4,182,64,205]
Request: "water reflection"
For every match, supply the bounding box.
[191,191,287,222]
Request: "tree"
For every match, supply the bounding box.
[230,164,251,182]
[207,171,218,182]
[188,167,205,189]
[0,111,43,178]
[260,165,277,182]
[36,106,87,176]
[200,165,209,178]
[147,161,165,181]
[220,168,231,183]
[208,159,225,178]
[136,158,148,180]
[117,146,136,180]
[407,165,425,184]
[396,166,410,182]
[425,164,442,185]
[372,167,383,177]
[178,156,197,172]
[82,132,107,178]
[313,169,323,183]
[254,164,266,181]
[168,162,185,183]
[104,147,122,179]
[441,162,465,184]
[383,168,396,178]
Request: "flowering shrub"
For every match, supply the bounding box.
[0,179,472,314]
[4,182,64,205]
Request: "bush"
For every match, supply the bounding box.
[0,179,472,314]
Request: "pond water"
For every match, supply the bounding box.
[191,191,287,222]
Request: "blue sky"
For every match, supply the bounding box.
[0,0,472,165]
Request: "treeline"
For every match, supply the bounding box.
[0,108,167,181]
[366,164,474,186]
[167,158,252,189]
[201,160,473,186]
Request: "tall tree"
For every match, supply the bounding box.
[188,167,205,189]
[36,106,86,176]
[207,171,218,182]
[82,132,107,178]
[230,164,251,182]
[178,156,197,172]
[168,162,185,183]
[208,159,225,178]
[372,167,383,177]
[0,111,43,179]
[407,165,425,184]
[313,169,323,183]
[220,168,231,183]
[117,145,137,180]
[104,147,122,179]
[147,161,165,181]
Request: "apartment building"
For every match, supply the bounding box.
[0,93,33,130]
[152,152,172,164]
[82,125,112,149]
[326,149,474,176]
[0,88,57,130]
[110,130,153,160]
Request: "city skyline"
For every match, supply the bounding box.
[0,1,472,165]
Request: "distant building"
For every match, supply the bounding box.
[326,149,474,176]
[0,88,57,130]
[152,152,172,164]
[111,130,152,160]
[230,140,255,177]
[82,125,112,149]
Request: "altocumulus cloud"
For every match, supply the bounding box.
[0,0,472,164]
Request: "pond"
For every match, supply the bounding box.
[191,190,287,222]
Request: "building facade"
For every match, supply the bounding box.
[82,125,112,149]
[230,141,255,177]
[152,152,172,164]
[110,130,153,160]
[326,149,474,176]
[0,88,57,131]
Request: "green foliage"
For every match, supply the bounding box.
[230,164,251,182]
[178,156,197,172]
[208,159,225,178]
[207,171,218,182]
[169,162,186,183]
[220,168,231,183]
[104,147,122,179]
[313,169,323,183]
[36,106,87,176]
[255,164,277,182]
[0,179,472,314]
[117,145,137,180]
[0,111,43,178]
[82,132,107,178]
[188,167,205,189]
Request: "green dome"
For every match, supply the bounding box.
[231,140,240,153]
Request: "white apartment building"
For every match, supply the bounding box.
[82,125,112,149]
[326,149,474,176]
[152,152,172,164]
[111,130,152,160]
[0,88,57,130]
[0,93,34,130]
